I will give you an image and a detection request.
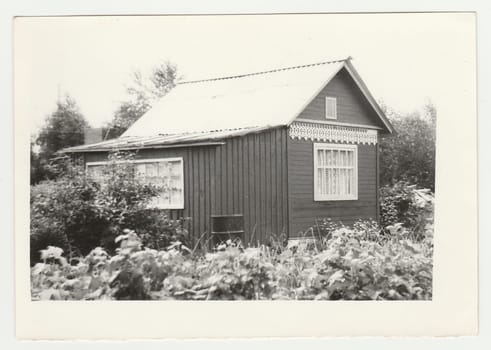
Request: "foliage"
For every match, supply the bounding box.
[103,61,180,139]
[379,181,434,241]
[31,223,433,301]
[30,140,44,186]
[32,94,89,184]
[379,102,436,190]
[30,152,187,265]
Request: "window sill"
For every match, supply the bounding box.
[314,196,358,201]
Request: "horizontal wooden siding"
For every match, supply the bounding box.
[287,137,378,236]
[297,67,384,129]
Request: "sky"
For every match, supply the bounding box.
[14,13,475,133]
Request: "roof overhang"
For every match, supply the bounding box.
[60,125,274,153]
[61,141,226,153]
[343,60,394,134]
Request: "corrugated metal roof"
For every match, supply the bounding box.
[61,126,271,153]
[62,57,393,153]
[122,59,348,137]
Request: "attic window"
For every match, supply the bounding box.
[86,157,184,209]
[325,97,337,120]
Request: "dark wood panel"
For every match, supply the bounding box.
[199,148,206,235]
[238,137,244,215]
[192,149,199,238]
[226,141,233,213]
[274,128,281,234]
[287,134,378,235]
[84,129,291,246]
[265,131,272,234]
[256,133,263,242]
[248,136,255,242]
[296,68,384,129]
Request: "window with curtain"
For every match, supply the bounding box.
[313,143,357,201]
[86,157,184,209]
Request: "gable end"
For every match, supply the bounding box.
[294,67,387,131]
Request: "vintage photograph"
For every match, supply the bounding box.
[24,14,436,301]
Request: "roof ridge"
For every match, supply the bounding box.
[157,125,260,136]
[178,57,351,85]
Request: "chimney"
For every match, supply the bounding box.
[84,127,103,145]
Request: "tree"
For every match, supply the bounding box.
[32,94,89,184]
[104,61,179,139]
[379,101,436,190]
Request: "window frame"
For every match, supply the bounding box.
[86,157,185,209]
[325,96,337,120]
[313,143,358,201]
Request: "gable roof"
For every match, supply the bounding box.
[63,57,392,153]
[123,57,392,137]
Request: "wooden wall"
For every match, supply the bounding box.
[211,127,289,244]
[287,138,378,236]
[287,66,382,236]
[83,127,289,245]
[297,67,384,129]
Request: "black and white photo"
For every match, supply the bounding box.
[13,12,478,338]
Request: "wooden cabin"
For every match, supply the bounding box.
[63,57,394,245]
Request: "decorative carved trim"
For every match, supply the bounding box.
[289,121,378,145]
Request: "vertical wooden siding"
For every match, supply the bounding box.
[211,128,289,245]
[84,127,289,245]
[287,138,378,236]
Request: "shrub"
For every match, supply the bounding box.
[30,163,104,262]
[30,152,187,265]
[31,225,433,301]
[379,181,434,240]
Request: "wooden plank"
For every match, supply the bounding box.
[282,128,289,236]
[221,143,227,214]
[237,137,244,219]
[192,150,200,240]
[199,148,205,236]
[242,137,249,243]
[184,149,192,240]
[231,139,236,213]
[235,138,240,214]
[272,129,280,235]
[286,131,293,238]
[210,147,216,217]
[249,135,256,244]
[265,130,271,234]
[227,141,233,214]
[261,132,267,243]
[185,149,192,240]
[255,133,262,244]
[217,145,223,214]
